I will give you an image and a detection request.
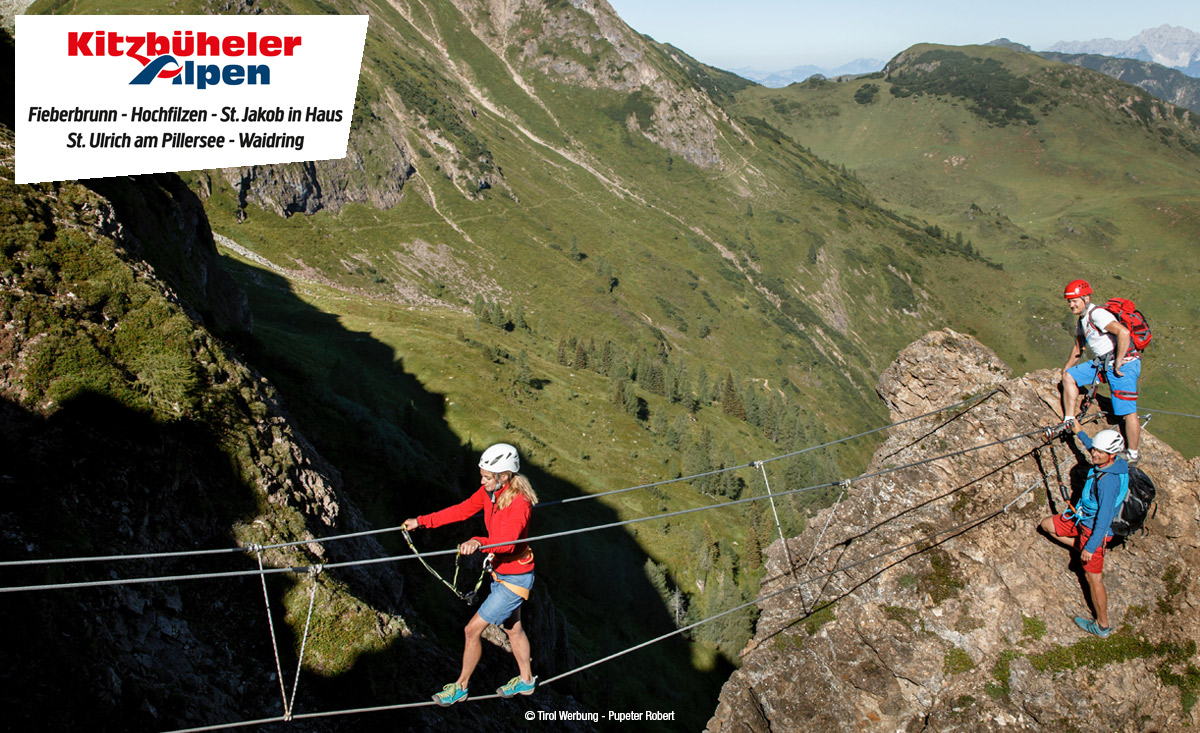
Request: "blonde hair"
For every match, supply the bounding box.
[497,473,538,510]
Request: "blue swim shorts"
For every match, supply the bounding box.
[1067,357,1140,416]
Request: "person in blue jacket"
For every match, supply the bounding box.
[1038,425,1130,638]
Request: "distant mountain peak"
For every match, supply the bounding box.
[735,58,885,87]
[1044,24,1200,75]
[986,38,1033,53]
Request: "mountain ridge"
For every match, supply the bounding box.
[1045,24,1200,76]
[733,58,886,88]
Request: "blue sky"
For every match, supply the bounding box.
[605,0,1200,71]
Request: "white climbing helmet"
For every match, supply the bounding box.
[479,443,520,474]
[1092,429,1125,455]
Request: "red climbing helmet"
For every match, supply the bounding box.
[1064,279,1092,300]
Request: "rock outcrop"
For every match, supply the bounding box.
[0,165,413,728]
[709,329,1200,731]
[218,121,417,217]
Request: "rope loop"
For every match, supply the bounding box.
[308,564,324,578]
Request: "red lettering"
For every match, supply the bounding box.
[68,30,299,61]
[147,31,170,56]
[126,35,148,65]
[197,32,219,56]
[67,31,93,56]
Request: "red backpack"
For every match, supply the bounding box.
[1101,298,1153,354]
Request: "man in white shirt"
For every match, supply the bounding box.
[1060,279,1141,464]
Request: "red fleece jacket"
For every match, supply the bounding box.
[416,484,534,574]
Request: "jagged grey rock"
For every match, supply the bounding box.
[709,329,1200,731]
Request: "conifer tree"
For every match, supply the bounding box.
[652,408,667,435]
[624,383,640,418]
[668,589,688,628]
[721,372,745,420]
[743,385,763,427]
[667,413,687,450]
[744,514,763,570]
[517,349,532,388]
[645,362,665,396]
[574,339,589,369]
[612,378,628,409]
[696,364,711,404]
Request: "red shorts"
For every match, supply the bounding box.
[1052,513,1108,573]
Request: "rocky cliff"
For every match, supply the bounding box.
[709,329,1200,731]
[0,153,417,728]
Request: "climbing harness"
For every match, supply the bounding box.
[1076,353,1113,420]
[402,528,487,605]
[488,547,535,601]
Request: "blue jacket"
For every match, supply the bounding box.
[1071,431,1130,554]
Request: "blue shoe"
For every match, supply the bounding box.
[497,675,537,697]
[432,682,468,706]
[1074,616,1111,638]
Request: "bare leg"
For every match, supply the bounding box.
[1085,571,1109,628]
[503,619,534,682]
[1061,372,1080,419]
[1039,516,1075,549]
[456,613,489,688]
[1123,412,1140,452]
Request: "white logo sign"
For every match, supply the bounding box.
[16,14,369,183]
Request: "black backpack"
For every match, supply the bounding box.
[1110,467,1157,540]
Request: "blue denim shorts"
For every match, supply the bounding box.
[478,571,534,625]
[1068,357,1140,416]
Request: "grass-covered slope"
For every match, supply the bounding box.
[1040,50,1200,114]
[733,44,1200,455]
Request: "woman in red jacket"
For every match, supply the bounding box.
[402,443,538,706]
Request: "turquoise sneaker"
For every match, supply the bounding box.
[497,675,538,697]
[1074,616,1111,638]
[432,682,468,706]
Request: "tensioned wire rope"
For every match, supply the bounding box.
[161,435,1071,733]
[0,421,1050,595]
[1139,406,1200,420]
[0,389,1000,573]
[536,389,1001,507]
